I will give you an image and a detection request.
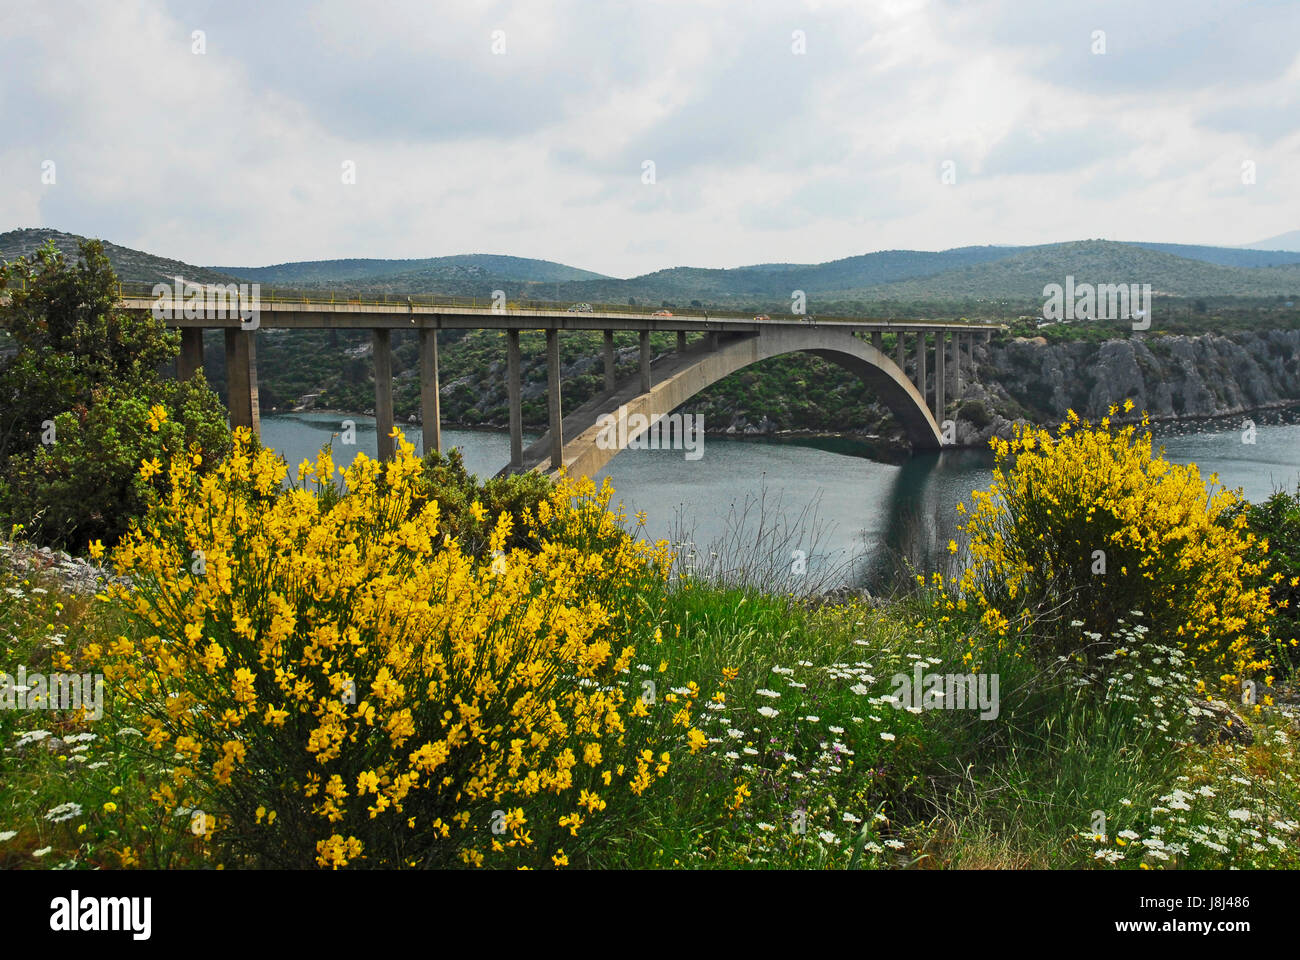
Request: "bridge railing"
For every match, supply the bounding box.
[98,278,771,319]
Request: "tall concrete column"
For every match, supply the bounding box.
[547,328,563,470]
[871,331,883,353]
[895,331,906,371]
[419,328,441,456]
[934,330,946,421]
[639,330,651,393]
[373,328,395,461]
[223,328,260,437]
[178,328,204,380]
[915,330,928,402]
[707,331,719,351]
[603,330,616,393]
[954,332,962,399]
[507,330,523,469]
[677,330,687,353]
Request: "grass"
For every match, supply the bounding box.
[1,534,1296,870]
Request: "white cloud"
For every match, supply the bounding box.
[1,0,1297,276]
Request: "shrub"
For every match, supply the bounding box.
[956,405,1272,689]
[1237,484,1300,668]
[87,431,678,868]
[0,379,229,550]
[0,239,230,550]
[416,447,553,558]
[957,399,992,430]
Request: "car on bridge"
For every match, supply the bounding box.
[753,314,771,322]
[652,309,673,317]
[567,302,593,313]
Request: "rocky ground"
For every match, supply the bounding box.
[0,542,127,596]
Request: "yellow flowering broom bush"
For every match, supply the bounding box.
[957,405,1271,688]
[86,430,676,868]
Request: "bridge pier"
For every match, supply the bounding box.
[639,331,651,392]
[934,330,946,421]
[507,330,523,469]
[953,332,961,399]
[547,329,563,470]
[603,330,616,393]
[677,330,687,353]
[895,331,906,373]
[915,331,928,406]
[373,329,394,461]
[871,331,883,352]
[419,328,441,456]
[223,329,260,436]
[178,329,204,380]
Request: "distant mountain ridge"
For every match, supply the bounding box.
[4,226,1300,305]
[1243,230,1300,253]
[210,253,610,285]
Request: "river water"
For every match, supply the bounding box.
[260,408,1300,593]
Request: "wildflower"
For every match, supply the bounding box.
[44,803,83,823]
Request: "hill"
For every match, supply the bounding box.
[211,253,609,286]
[0,227,237,285]
[1243,230,1300,252]
[852,241,1300,302]
[6,228,1300,309]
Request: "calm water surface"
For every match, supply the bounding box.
[260,409,1300,592]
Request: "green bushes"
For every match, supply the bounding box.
[1237,484,1300,667]
[416,447,553,557]
[0,240,230,551]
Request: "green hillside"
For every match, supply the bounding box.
[0,228,238,285]
[212,253,609,286]
[7,228,1300,311]
[853,240,1300,301]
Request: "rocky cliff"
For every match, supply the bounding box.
[951,329,1300,446]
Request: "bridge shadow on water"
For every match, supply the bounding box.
[853,446,995,598]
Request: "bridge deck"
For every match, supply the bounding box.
[115,296,1001,334]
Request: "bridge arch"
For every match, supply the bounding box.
[526,325,942,478]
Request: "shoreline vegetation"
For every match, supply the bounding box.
[2,241,1298,872]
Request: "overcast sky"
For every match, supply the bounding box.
[2,0,1297,276]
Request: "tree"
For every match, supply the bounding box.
[0,240,231,551]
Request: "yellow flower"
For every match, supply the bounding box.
[146,403,168,432]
